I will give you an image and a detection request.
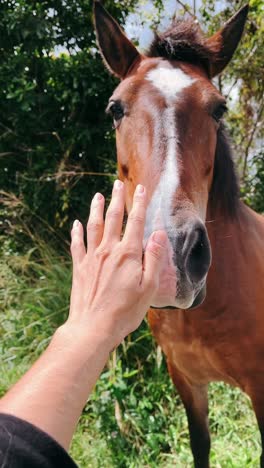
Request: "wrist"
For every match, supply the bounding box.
[53,320,117,357]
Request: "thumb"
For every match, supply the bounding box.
[141,230,167,291]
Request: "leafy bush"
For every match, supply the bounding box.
[242,150,264,214]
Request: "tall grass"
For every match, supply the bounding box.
[0,233,261,467]
[0,233,71,406]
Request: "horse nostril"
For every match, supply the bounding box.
[185,226,211,283]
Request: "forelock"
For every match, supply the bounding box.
[146,18,220,76]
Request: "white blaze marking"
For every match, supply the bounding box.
[145,65,195,234]
[147,66,195,101]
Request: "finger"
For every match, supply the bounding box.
[141,231,167,290]
[102,180,125,244]
[87,192,105,252]
[122,184,146,256]
[70,220,86,265]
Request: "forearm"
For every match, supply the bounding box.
[0,324,112,451]
[0,183,165,456]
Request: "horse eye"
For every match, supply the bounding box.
[107,100,124,128]
[212,103,228,122]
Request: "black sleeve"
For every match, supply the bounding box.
[0,413,78,467]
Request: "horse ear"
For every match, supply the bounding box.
[93,1,140,79]
[207,4,249,77]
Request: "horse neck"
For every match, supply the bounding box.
[204,198,264,311]
[207,198,240,233]
[206,199,259,260]
[206,198,261,246]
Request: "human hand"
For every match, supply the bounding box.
[66,180,167,350]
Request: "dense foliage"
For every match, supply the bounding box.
[0,0,139,244]
[200,0,264,210]
[0,0,263,248]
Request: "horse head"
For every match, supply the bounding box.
[94,1,248,310]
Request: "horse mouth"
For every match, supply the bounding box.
[151,284,207,311]
[188,284,207,309]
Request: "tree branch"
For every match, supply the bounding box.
[176,0,197,19]
[242,98,264,178]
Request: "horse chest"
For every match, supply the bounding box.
[148,308,240,386]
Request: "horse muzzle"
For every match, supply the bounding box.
[149,218,212,310]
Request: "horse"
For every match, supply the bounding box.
[93,2,264,466]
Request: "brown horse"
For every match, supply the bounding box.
[94,2,264,467]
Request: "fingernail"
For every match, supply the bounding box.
[152,231,167,246]
[73,219,80,229]
[136,184,145,194]
[95,192,103,201]
[114,180,123,190]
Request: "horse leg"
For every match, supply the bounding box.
[167,361,210,468]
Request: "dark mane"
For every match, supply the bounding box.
[209,123,240,218]
[147,18,219,76]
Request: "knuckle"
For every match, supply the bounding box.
[128,211,145,224]
[95,245,110,261]
[133,196,146,210]
[87,220,102,232]
[106,208,122,220]
[148,243,162,259]
[120,247,137,261]
[134,193,145,204]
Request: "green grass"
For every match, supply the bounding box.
[0,238,261,467]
